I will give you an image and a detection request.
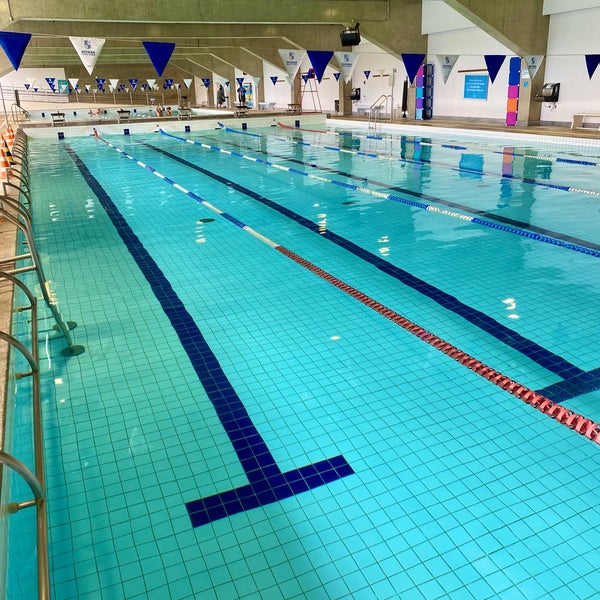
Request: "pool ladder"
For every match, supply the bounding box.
[368,94,393,134]
[0,271,50,600]
[0,128,84,357]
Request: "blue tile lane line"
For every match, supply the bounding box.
[63,145,354,528]
[143,141,587,386]
[535,367,600,403]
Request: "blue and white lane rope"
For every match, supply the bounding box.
[160,128,600,258]
[269,123,600,198]
[277,120,600,170]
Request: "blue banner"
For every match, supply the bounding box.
[307,50,333,83]
[401,53,426,84]
[464,75,488,99]
[484,54,506,84]
[143,40,176,76]
[0,31,31,71]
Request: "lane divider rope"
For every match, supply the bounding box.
[162,127,600,258]
[92,129,600,446]
[274,122,600,197]
[277,120,600,171]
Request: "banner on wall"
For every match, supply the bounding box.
[278,49,306,80]
[484,55,506,84]
[464,74,488,99]
[0,31,32,71]
[69,37,105,75]
[523,55,544,79]
[143,41,176,77]
[334,51,359,83]
[435,54,459,83]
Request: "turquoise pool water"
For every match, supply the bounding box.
[7,120,600,598]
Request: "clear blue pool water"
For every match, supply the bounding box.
[7,120,600,599]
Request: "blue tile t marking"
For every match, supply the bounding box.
[65,145,354,528]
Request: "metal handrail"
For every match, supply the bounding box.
[368,94,392,133]
[0,270,50,600]
[0,194,84,356]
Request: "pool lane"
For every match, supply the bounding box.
[87,134,600,447]
[64,143,355,528]
[141,139,586,387]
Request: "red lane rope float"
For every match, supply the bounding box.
[275,244,600,445]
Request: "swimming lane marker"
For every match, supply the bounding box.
[163,128,600,258]
[90,131,354,528]
[93,132,600,451]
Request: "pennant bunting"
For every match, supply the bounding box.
[334,51,359,83]
[270,76,279,85]
[306,50,333,83]
[278,49,306,81]
[143,41,175,77]
[585,54,600,79]
[401,53,426,84]
[236,77,245,86]
[435,55,459,84]
[45,77,56,91]
[363,70,371,80]
[68,78,79,90]
[333,72,340,81]
[129,78,138,91]
[523,56,544,79]
[109,78,119,89]
[484,55,506,84]
[0,32,32,71]
[146,79,156,90]
[183,78,192,88]
[202,78,211,88]
[69,37,105,75]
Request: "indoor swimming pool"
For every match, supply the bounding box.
[7,118,600,598]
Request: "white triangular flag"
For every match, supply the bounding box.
[69,37,106,75]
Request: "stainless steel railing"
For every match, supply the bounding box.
[0,270,50,600]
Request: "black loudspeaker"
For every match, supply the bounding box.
[349,88,361,101]
[340,23,361,47]
[340,30,360,46]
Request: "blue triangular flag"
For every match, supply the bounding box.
[401,53,426,84]
[270,76,278,85]
[236,77,244,86]
[129,79,138,90]
[484,55,506,84]
[0,31,31,71]
[585,54,600,79]
[202,78,210,88]
[363,70,371,80]
[307,50,333,83]
[143,41,176,77]
[333,72,341,81]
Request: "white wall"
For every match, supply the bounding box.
[542,6,600,123]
